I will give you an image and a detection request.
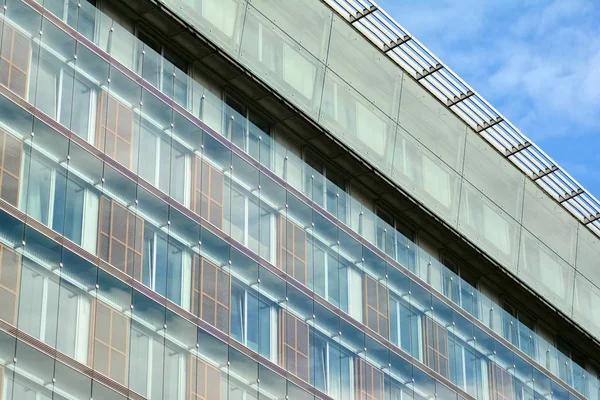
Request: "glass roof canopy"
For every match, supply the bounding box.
[327,0,600,238]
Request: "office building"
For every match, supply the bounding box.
[0,0,599,399]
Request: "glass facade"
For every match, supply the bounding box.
[0,1,597,400]
[157,0,600,347]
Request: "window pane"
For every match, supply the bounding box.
[136,125,157,184]
[231,285,244,344]
[52,173,85,244]
[154,233,168,297]
[310,334,326,391]
[23,155,52,225]
[170,145,186,204]
[142,228,153,287]
[167,241,183,304]
[247,291,259,352]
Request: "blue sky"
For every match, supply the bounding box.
[378,0,600,196]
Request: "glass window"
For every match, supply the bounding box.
[354,358,384,400]
[0,129,23,207]
[130,324,182,399]
[310,334,327,392]
[18,261,88,361]
[191,256,231,333]
[188,354,222,400]
[6,378,54,400]
[98,197,144,279]
[21,152,87,245]
[364,274,389,339]
[230,283,272,358]
[0,21,31,99]
[279,309,309,381]
[390,297,420,360]
[224,184,273,261]
[423,317,450,379]
[192,158,224,229]
[278,216,307,284]
[308,243,349,311]
[0,244,21,326]
[224,95,271,166]
[89,300,131,385]
[142,228,185,305]
[59,69,93,140]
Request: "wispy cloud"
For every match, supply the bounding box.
[379,0,600,191]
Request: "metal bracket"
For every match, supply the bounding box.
[584,213,600,224]
[532,166,558,181]
[505,142,531,157]
[447,91,474,106]
[416,64,443,80]
[383,35,411,52]
[349,6,377,23]
[476,116,503,133]
[559,189,584,203]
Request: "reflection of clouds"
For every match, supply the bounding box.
[384,0,600,137]
[380,0,600,188]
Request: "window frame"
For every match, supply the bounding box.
[97,196,144,280]
[129,321,186,399]
[142,227,190,306]
[192,157,224,229]
[191,256,231,334]
[278,309,310,382]
[363,273,390,339]
[0,243,21,326]
[30,49,96,142]
[95,90,135,169]
[17,259,91,363]
[389,294,422,360]
[0,20,32,99]
[278,215,308,284]
[309,241,350,309]
[19,149,93,246]
[489,362,515,400]
[135,121,191,206]
[88,298,131,386]
[230,282,276,360]
[225,181,276,263]
[0,128,23,207]
[354,358,384,400]
[188,354,222,400]
[423,316,450,379]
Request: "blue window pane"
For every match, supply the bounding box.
[166,241,183,304]
[52,172,84,244]
[154,233,168,297]
[400,303,420,360]
[247,292,259,353]
[390,298,399,347]
[246,291,271,358]
[258,297,271,359]
[231,285,244,344]
[310,334,327,392]
[142,228,153,288]
[23,155,52,225]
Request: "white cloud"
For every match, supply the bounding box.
[381,0,600,141]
